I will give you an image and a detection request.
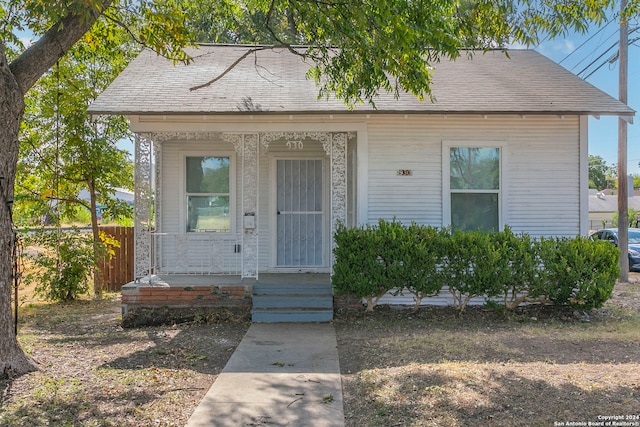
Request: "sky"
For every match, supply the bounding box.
[533,18,640,175]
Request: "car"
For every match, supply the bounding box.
[589,228,640,272]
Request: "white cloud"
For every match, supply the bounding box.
[19,36,35,48]
[537,39,576,56]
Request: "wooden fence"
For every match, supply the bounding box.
[98,226,134,292]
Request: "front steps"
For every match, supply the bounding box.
[251,283,333,322]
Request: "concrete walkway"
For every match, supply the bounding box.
[185,323,345,427]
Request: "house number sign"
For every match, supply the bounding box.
[397,169,413,176]
[286,140,304,150]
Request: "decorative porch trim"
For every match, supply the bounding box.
[330,133,348,272]
[134,133,154,280]
[133,130,350,279]
[150,131,222,143]
[134,131,224,280]
[241,134,259,279]
[260,132,332,155]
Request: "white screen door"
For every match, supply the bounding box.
[276,159,324,267]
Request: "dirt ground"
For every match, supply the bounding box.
[1,278,640,427]
[334,277,640,427]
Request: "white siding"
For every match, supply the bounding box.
[364,115,581,236]
[367,119,442,225]
[152,113,584,274]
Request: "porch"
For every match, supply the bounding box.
[121,273,335,325]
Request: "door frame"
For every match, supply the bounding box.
[268,154,331,272]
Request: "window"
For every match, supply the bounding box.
[186,156,231,232]
[447,146,500,231]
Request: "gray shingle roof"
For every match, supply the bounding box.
[590,193,640,213]
[89,45,635,116]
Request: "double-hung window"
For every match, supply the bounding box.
[446,145,501,232]
[186,156,231,232]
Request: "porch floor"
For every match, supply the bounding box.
[151,273,331,287]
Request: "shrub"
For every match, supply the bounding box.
[442,229,510,312]
[401,224,448,308]
[538,236,619,310]
[22,227,96,301]
[332,223,391,311]
[492,227,543,309]
[332,222,619,312]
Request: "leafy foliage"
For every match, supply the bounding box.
[442,229,510,311]
[332,222,390,311]
[333,221,619,312]
[588,155,615,190]
[612,208,639,227]
[15,17,134,227]
[22,228,96,301]
[538,236,619,310]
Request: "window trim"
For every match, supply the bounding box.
[442,140,505,230]
[181,151,236,234]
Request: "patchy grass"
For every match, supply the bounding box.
[335,284,640,427]
[1,295,249,427]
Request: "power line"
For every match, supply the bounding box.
[578,40,620,77]
[576,27,638,79]
[559,19,615,64]
[582,36,640,79]
[570,27,620,72]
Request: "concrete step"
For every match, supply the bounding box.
[253,283,333,296]
[251,308,334,323]
[251,282,333,322]
[252,295,333,309]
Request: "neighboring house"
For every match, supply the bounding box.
[78,187,134,221]
[89,45,634,320]
[589,188,640,230]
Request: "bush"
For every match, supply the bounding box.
[332,221,619,312]
[538,236,619,310]
[22,227,96,301]
[332,222,391,311]
[401,224,448,308]
[492,227,542,309]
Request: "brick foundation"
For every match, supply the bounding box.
[121,281,252,326]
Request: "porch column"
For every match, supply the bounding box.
[330,132,348,271]
[224,133,259,279]
[241,134,259,279]
[134,133,155,280]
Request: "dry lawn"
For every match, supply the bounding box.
[1,280,640,426]
[335,280,640,427]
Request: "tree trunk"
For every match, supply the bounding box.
[1,1,110,378]
[0,43,37,378]
[88,179,104,296]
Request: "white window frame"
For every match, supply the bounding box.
[181,151,236,234]
[442,140,505,230]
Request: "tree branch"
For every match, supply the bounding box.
[190,46,271,91]
[9,0,113,94]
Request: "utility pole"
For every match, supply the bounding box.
[618,0,629,281]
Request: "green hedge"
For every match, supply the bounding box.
[332,220,619,312]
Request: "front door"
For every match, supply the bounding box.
[276,159,325,267]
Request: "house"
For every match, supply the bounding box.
[589,188,640,230]
[78,187,134,221]
[89,45,634,321]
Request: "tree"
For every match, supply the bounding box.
[17,19,136,295]
[1,0,192,379]
[0,0,628,379]
[589,155,615,190]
